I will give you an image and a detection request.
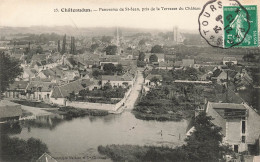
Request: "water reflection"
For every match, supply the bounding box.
[21,115,65,130]
[0,122,22,135]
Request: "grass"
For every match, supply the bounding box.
[98,144,187,162]
[132,109,193,122]
[58,106,109,118]
[11,100,56,108]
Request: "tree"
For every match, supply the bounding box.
[150,77,160,86]
[61,34,66,54]
[151,45,163,53]
[35,45,43,54]
[149,54,158,63]
[103,82,112,90]
[104,45,117,55]
[138,39,146,46]
[183,112,232,162]
[103,63,116,75]
[138,52,145,61]
[58,40,61,52]
[92,69,103,79]
[0,135,48,162]
[0,52,23,97]
[116,64,123,74]
[70,36,76,55]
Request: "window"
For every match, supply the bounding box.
[242,121,246,134]
[242,136,245,143]
[234,145,239,153]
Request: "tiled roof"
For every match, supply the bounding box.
[31,54,47,62]
[102,75,133,81]
[158,61,174,67]
[223,57,237,61]
[27,81,56,92]
[211,103,246,110]
[51,80,84,98]
[36,152,57,162]
[8,81,29,90]
[145,53,165,60]
[212,69,223,78]
[145,74,163,81]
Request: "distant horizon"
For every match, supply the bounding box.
[0,25,198,34]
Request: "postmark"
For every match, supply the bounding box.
[198,0,253,49]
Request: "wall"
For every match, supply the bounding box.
[50,97,65,106]
[66,87,132,112]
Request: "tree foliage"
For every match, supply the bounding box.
[104,45,117,55]
[149,54,158,63]
[183,112,232,162]
[0,135,48,162]
[61,34,66,54]
[0,52,23,95]
[90,43,99,52]
[138,52,145,61]
[151,45,163,53]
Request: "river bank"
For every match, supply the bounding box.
[98,144,186,162]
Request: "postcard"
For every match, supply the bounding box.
[0,0,259,162]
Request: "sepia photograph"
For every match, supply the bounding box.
[0,0,260,161]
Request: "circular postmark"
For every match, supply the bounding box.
[198,0,250,49]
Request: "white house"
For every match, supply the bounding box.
[205,102,260,154]
[223,57,237,65]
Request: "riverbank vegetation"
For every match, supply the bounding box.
[134,68,244,121]
[11,99,109,117]
[98,113,235,162]
[0,135,48,162]
[58,106,108,118]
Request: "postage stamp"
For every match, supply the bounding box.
[223,5,258,48]
[198,0,258,49]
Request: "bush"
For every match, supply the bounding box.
[0,135,48,162]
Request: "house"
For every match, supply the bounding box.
[81,78,100,90]
[5,81,29,99]
[99,56,120,69]
[101,74,133,87]
[211,68,227,83]
[155,61,174,70]
[0,100,22,122]
[223,57,237,65]
[50,80,84,105]
[26,81,56,101]
[36,152,57,162]
[145,74,163,86]
[205,102,260,154]
[144,53,165,63]
[182,59,194,67]
[64,57,84,69]
[21,68,37,81]
[63,70,80,82]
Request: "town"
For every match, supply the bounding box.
[0,25,260,162]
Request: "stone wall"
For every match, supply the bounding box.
[65,87,132,112]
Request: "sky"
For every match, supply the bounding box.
[0,0,259,30]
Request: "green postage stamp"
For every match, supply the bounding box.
[199,0,258,49]
[223,5,258,48]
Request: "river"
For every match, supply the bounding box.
[7,70,189,161]
[9,111,188,160]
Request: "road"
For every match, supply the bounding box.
[124,70,144,110]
